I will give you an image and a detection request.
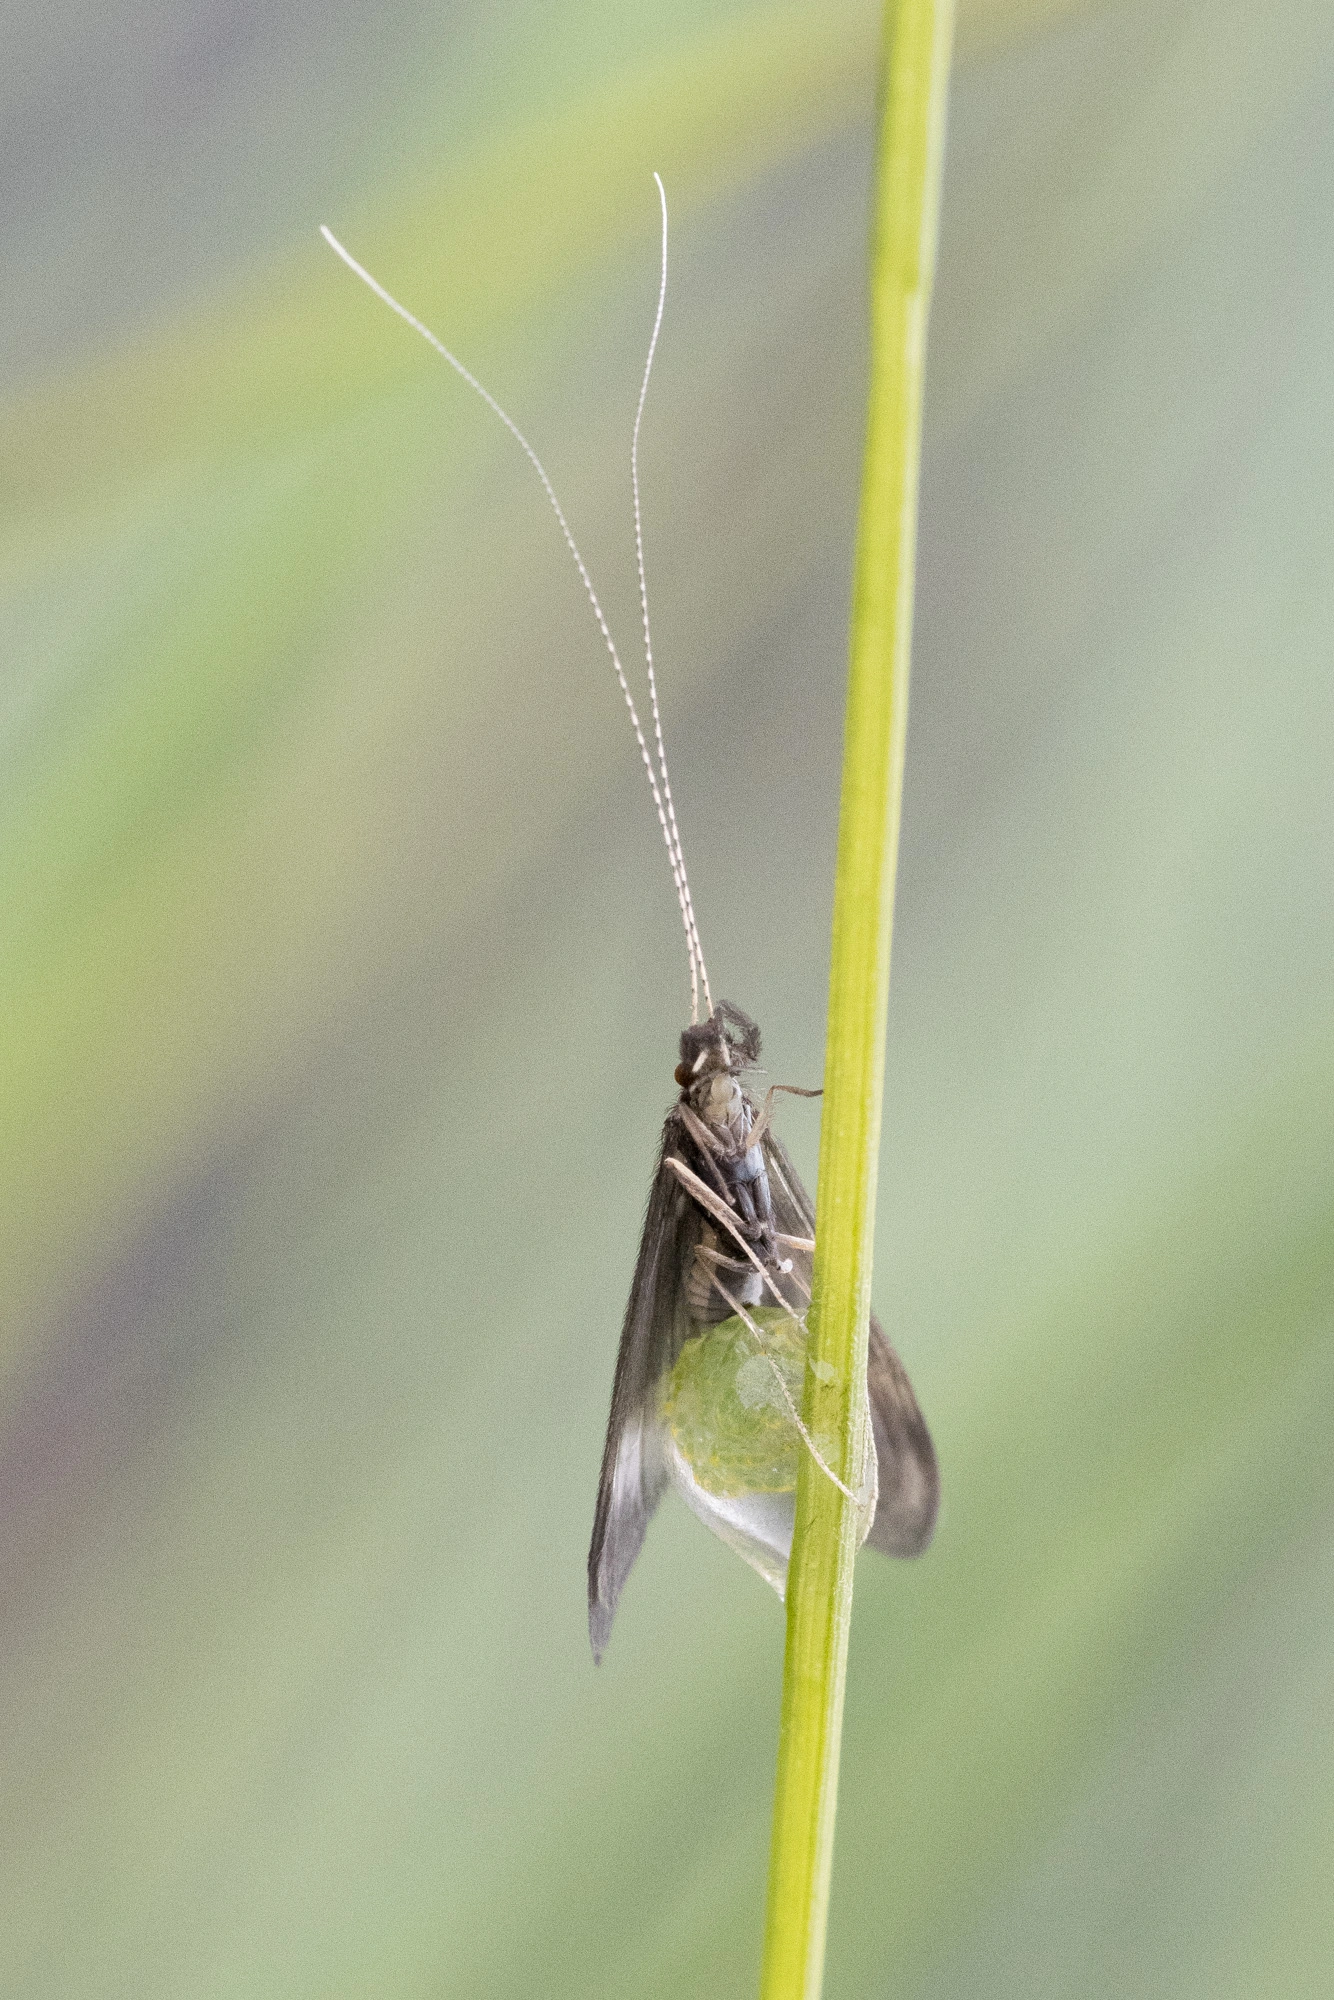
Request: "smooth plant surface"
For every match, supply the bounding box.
[762,3,953,1994]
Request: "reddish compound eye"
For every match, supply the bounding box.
[674,1062,691,1087]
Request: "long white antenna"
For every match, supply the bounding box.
[320,214,710,1021]
[633,175,712,1024]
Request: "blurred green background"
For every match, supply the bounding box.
[3,0,1333,1993]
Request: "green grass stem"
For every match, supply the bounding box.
[758,4,954,1995]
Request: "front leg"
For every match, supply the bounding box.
[677,1103,744,1209]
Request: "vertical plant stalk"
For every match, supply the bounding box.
[758,3,954,1996]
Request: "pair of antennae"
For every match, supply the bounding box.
[320,175,713,1023]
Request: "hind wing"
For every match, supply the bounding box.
[760,1125,939,1558]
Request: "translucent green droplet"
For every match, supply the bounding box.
[662,1308,808,1498]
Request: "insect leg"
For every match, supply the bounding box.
[663,1157,799,1319]
[743,1083,823,1155]
[675,1107,747,1214]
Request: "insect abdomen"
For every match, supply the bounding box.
[685,1225,765,1325]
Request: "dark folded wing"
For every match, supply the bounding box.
[758,1121,817,1240]
[588,1106,700,1660]
[760,1123,939,1558]
[862,1317,939,1554]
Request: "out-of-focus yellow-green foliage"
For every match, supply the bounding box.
[2,2,1332,1996]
